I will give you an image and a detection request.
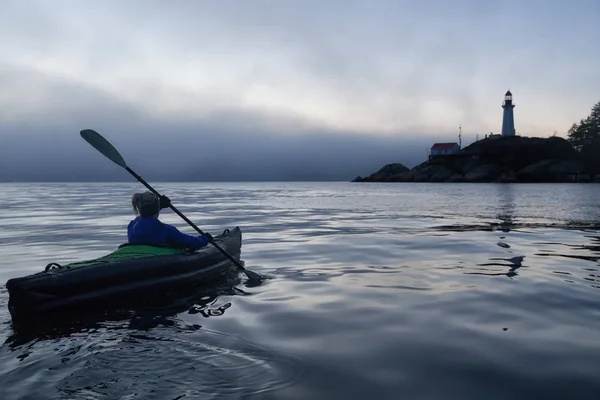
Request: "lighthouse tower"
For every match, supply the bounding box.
[501,90,515,137]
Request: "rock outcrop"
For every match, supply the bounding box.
[353,136,592,183]
[352,163,409,182]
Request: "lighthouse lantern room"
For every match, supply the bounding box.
[501,90,516,137]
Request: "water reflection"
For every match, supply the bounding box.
[4,276,248,349]
[495,184,516,233]
[535,234,600,262]
[1,273,305,400]
[534,233,600,289]
[466,256,525,278]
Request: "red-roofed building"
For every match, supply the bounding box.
[430,142,460,157]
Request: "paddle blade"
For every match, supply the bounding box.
[243,268,263,282]
[80,129,127,168]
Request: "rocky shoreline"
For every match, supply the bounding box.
[352,136,597,183]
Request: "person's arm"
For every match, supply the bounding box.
[163,223,209,249]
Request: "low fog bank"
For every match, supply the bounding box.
[0,124,442,182]
[0,69,457,182]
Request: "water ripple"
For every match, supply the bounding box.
[2,182,600,399]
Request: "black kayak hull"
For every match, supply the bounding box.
[6,227,243,322]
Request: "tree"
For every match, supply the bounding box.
[567,100,600,175]
[568,100,600,147]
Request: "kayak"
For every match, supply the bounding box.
[6,227,243,322]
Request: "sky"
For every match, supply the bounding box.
[1,0,599,181]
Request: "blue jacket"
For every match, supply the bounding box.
[127,216,209,249]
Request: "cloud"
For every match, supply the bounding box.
[0,68,449,181]
[0,0,598,181]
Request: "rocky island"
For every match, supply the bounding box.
[353,99,600,183]
[353,136,592,183]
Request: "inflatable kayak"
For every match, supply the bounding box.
[6,227,242,322]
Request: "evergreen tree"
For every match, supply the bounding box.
[567,100,600,175]
[568,100,600,146]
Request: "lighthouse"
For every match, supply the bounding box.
[501,90,515,137]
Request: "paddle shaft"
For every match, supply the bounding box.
[80,128,260,281]
[125,166,246,271]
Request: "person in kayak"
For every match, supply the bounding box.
[128,191,212,249]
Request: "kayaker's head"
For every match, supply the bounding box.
[131,191,161,218]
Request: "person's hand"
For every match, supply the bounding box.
[159,195,171,209]
[204,232,214,242]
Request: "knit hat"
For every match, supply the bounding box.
[132,191,160,217]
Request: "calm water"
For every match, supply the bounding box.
[1,182,600,399]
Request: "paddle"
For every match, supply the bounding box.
[80,128,262,282]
